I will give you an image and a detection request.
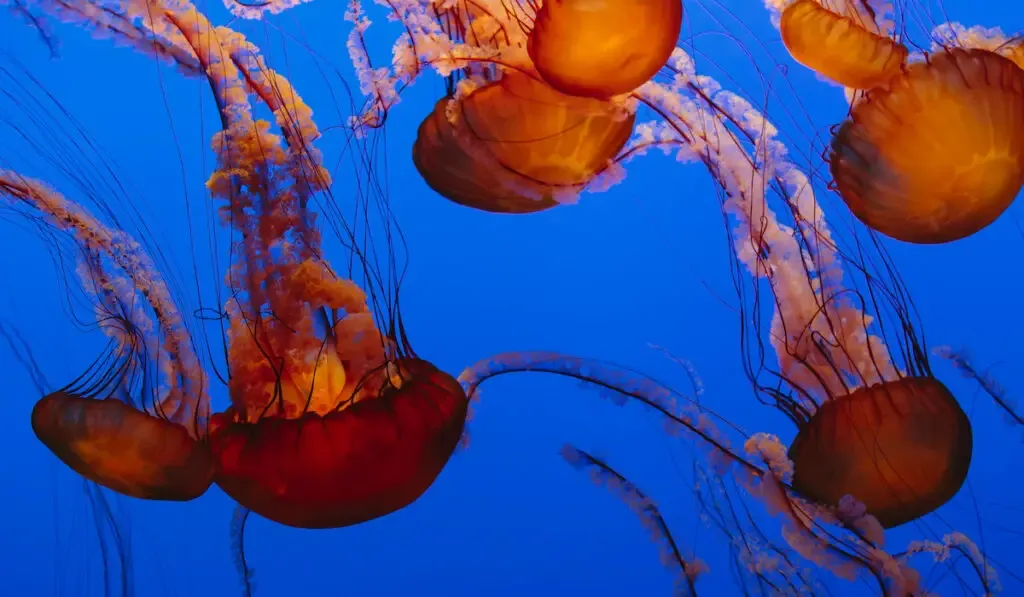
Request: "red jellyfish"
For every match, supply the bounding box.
[412,71,635,213]
[178,17,470,528]
[0,172,215,501]
[830,47,1024,244]
[527,0,684,98]
[18,0,471,530]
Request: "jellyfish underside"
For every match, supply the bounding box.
[830,48,1024,244]
[779,0,907,89]
[31,391,215,500]
[208,358,469,529]
[527,0,683,98]
[412,72,634,213]
[787,376,972,528]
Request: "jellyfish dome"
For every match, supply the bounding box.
[830,48,1024,244]
[412,71,635,213]
[787,376,973,528]
[1,172,215,502]
[209,353,469,529]
[779,0,908,90]
[32,392,215,501]
[527,0,683,98]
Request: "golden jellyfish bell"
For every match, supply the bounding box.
[412,96,560,214]
[830,48,1024,244]
[32,392,215,500]
[788,377,972,529]
[412,71,635,213]
[780,0,908,89]
[527,0,683,98]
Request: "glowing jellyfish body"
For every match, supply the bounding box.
[209,358,468,529]
[528,0,683,97]
[787,377,972,528]
[412,72,634,213]
[32,392,214,500]
[779,0,907,89]
[413,97,559,214]
[831,48,1024,243]
[0,170,215,502]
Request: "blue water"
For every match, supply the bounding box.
[1,0,1022,595]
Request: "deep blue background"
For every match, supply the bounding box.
[1,0,1022,595]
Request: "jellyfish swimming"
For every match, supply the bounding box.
[527,0,684,98]
[347,0,642,213]
[778,0,908,90]
[345,0,978,531]
[454,34,977,581]
[767,1,1024,244]
[830,47,1024,244]
[0,172,215,502]
[9,0,471,531]
[412,71,635,214]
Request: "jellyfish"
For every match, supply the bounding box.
[0,172,215,502]
[777,0,908,90]
[346,0,637,213]
[453,36,978,545]
[830,47,1024,244]
[527,0,684,98]
[341,0,978,531]
[412,71,635,213]
[12,0,471,531]
[765,3,1024,244]
[628,51,975,529]
[0,322,136,596]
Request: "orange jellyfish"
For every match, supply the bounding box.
[527,0,684,98]
[412,71,635,213]
[0,173,215,502]
[778,0,908,90]
[13,0,471,531]
[458,42,974,529]
[345,0,637,213]
[690,75,974,526]
[830,48,1024,244]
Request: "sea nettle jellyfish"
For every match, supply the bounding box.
[464,30,974,529]
[341,0,686,213]
[0,172,215,502]
[454,38,992,591]
[11,0,469,531]
[527,0,684,98]
[766,1,1024,244]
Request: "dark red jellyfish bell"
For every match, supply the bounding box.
[787,376,972,528]
[830,48,1024,244]
[528,0,683,98]
[208,358,469,529]
[31,392,215,500]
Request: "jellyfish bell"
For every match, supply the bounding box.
[830,48,1024,244]
[0,168,216,503]
[412,71,635,213]
[527,0,683,98]
[787,376,972,528]
[412,96,559,214]
[209,357,468,529]
[32,391,215,501]
[779,0,908,90]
